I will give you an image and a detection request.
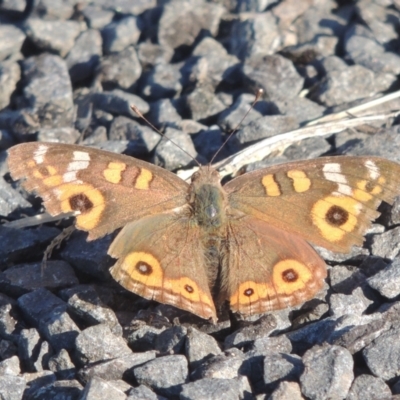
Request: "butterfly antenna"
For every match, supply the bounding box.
[131,105,201,167]
[210,88,264,165]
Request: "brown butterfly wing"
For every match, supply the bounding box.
[224,215,326,315]
[8,143,189,240]
[225,156,400,253]
[108,212,217,322]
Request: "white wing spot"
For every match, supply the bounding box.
[67,151,90,172]
[33,144,48,164]
[323,163,347,184]
[365,160,380,180]
[62,171,82,183]
[73,151,90,161]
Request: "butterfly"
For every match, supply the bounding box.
[7,142,400,323]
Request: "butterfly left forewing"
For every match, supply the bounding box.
[109,212,217,322]
[8,143,189,240]
[225,156,400,253]
[224,215,326,315]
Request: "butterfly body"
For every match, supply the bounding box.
[7,143,400,323]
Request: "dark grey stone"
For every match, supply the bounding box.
[191,348,244,380]
[185,84,226,122]
[300,345,354,400]
[154,325,187,355]
[48,348,76,380]
[275,97,325,125]
[328,264,368,295]
[0,354,20,375]
[224,315,277,349]
[183,37,240,88]
[294,1,350,42]
[0,226,60,271]
[282,137,331,161]
[268,381,303,400]
[242,54,304,101]
[343,126,400,162]
[332,316,389,355]
[60,284,122,336]
[141,62,182,100]
[75,324,132,365]
[217,93,274,132]
[21,54,74,129]
[99,0,156,15]
[192,125,225,162]
[371,226,400,259]
[92,89,149,119]
[363,325,400,380]
[345,27,400,75]
[0,374,26,400]
[17,288,80,351]
[59,231,113,281]
[33,340,52,372]
[18,328,42,372]
[180,376,251,400]
[78,351,156,384]
[367,258,400,299]
[0,293,21,342]
[0,261,79,297]
[147,98,182,128]
[127,384,163,400]
[153,127,197,170]
[66,29,102,84]
[0,60,20,110]
[127,325,165,352]
[82,6,114,30]
[264,353,303,392]
[23,19,81,57]
[22,371,56,399]
[136,42,173,69]
[133,354,188,397]
[30,379,83,400]
[102,16,141,54]
[314,65,396,107]
[185,327,221,369]
[0,339,17,360]
[33,0,75,19]
[108,116,160,155]
[329,287,373,318]
[80,376,127,400]
[234,115,299,146]
[158,0,224,50]
[0,108,40,140]
[347,374,391,400]
[230,12,280,60]
[0,178,32,228]
[97,46,141,91]
[0,24,25,61]
[36,127,81,144]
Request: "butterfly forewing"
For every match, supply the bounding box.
[225,156,400,253]
[8,143,189,240]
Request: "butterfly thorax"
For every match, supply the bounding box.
[188,166,227,230]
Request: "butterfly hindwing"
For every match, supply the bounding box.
[109,213,217,322]
[224,215,327,315]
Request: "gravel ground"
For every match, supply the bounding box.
[1,0,400,399]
